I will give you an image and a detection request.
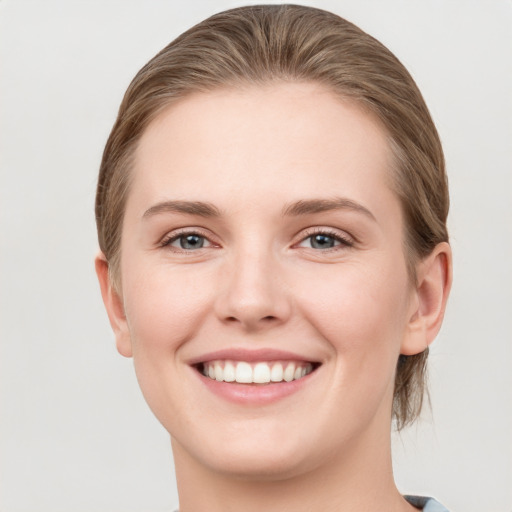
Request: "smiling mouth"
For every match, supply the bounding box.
[197,360,320,384]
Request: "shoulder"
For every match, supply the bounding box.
[405,495,450,512]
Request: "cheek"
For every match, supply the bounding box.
[121,261,216,354]
[295,259,410,366]
[296,264,411,430]
[119,262,216,429]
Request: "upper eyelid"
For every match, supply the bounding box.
[160,227,218,246]
[158,225,354,247]
[296,226,354,243]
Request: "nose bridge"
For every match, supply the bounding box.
[215,240,290,329]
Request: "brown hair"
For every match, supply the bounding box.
[95,4,449,429]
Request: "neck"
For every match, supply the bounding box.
[172,420,415,512]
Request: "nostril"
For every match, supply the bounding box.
[224,315,276,323]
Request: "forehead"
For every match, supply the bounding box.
[129,82,395,217]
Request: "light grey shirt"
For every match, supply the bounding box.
[173,496,450,511]
[405,495,450,511]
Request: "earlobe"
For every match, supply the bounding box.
[401,242,453,356]
[94,252,133,358]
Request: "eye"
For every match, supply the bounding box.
[297,229,353,250]
[161,231,214,251]
[174,234,208,250]
[307,233,338,249]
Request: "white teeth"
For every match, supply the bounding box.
[283,363,295,382]
[253,362,271,383]
[201,360,315,384]
[223,361,236,382]
[235,362,253,383]
[270,363,283,382]
[214,362,223,381]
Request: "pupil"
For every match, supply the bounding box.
[312,234,334,249]
[180,235,204,249]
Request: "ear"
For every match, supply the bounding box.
[95,252,133,358]
[401,242,453,355]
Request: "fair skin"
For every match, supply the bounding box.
[96,82,451,512]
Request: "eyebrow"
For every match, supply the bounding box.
[282,197,376,221]
[142,200,221,219]
[142,197,375,221]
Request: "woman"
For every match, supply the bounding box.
[95,5,452,511]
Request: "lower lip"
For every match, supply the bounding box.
[195,369,317,405]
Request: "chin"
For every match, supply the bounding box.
[203,447,315,482]
[172,420,324,482]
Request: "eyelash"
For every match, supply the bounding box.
[159,227,354,253]
[297,227,354,251]
[159,228,216,252]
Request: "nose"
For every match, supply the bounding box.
[214,249,292,332]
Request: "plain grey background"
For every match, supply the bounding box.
[1,1,511,511]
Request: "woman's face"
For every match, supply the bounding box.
[110,82,423,478]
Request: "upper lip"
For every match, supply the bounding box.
[187,348,321,366]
